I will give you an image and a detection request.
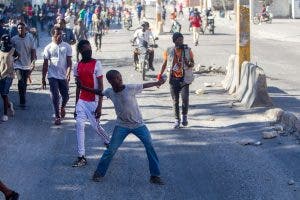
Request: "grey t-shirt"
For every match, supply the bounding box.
[11,33,36,70]
[43,41,72,80]
[103,84,144,128]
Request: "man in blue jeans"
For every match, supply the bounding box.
[78,69,165,185]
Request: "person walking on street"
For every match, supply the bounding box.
[189,9,202,46]
[11,22,37,109]
[42,26,72,125]
[56,18,76,45]
[84,70,165,185]
[0,19,8,38]
[65,10,76,30]
[0,34,17,122]
[72,40,110,167]
[85,8,93,35]
[74,19,88,61]
[178,2,183,19]
[157,32,194,128]
[0,181,19,200]
[92,12,105,51]
[136,2,143,23]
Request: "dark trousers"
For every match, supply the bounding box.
[48,78,69,118]
[16,69,31,105]
[94,33,103,50]
[170,80,189,121]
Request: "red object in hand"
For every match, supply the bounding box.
[157,74,162,80]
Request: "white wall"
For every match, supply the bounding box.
[251,0,290,18]
[293,0,300,18]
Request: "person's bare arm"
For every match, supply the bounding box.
[74,77,80,118]
[66,56,72,82]
[143,78,166,89]
[95,76,104,119]
[42,59,48,89]
[157,59,167,80]
[30,49,37,72]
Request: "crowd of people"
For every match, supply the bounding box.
[0,1,200,198]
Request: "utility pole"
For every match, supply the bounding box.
[156,0,163,34]
[291,0,295,19]
[236,0,250,83]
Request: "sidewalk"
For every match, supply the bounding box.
[218,18,300,43]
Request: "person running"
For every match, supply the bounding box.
[0,34,17,122]
[73,19,88,62]
[0,181,19,200]
[81,69,166,185]
[42,26,72,125]
[11,22,37,109]
[93,12,105,51]
[72,40,110,167]
[157,32,194,128]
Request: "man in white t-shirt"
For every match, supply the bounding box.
[132,21,156,71]
[65,10,76,29]
[42,26,72,125]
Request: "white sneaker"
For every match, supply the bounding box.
[8,102,15,116]
[1,115,8,122]
[173,121,180,129]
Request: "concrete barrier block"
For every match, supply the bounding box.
[228,55,240,94]
[234,61,252,101]
[222,54,236,91]
[240,66,273,108]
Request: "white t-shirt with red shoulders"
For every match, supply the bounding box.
[73,59,103,102]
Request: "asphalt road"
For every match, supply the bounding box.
[1,5,300,200]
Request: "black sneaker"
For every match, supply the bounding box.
[182,115,188,126]
[6,191,19,200]
[150,176,165,185]
[92,171,103,182]
[72,156,87,167]
[104,143,110,149]
[149,66,155,71]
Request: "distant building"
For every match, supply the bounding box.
[291,0,300,18]
[210,0,300,19]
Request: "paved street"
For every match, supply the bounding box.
[1,6,300,200]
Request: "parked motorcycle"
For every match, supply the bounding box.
[253,12,273,24]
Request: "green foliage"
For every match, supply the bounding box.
[126,0,133,6]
